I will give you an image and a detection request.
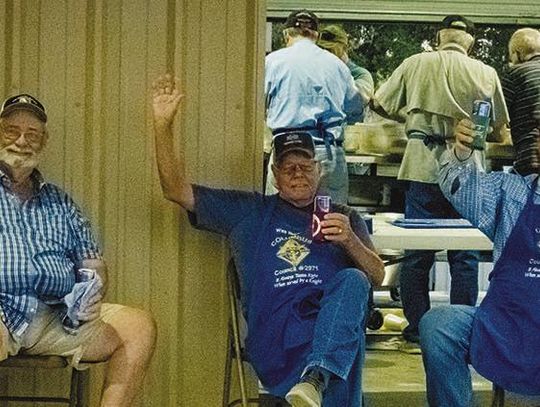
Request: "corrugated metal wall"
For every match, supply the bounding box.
[268,0,540,24]
[0,0,265,406]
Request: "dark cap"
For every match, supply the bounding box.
[285,9,319,32]
[0,94,47,123]
[318,25,348,46]
[317,25,349,56]
[441,15,475,35]
[273,132,315,161]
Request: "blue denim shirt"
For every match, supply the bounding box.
[0,168,101,337]
[265,39,363,140]
[439,149,540,263]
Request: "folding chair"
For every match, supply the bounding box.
[0,354,89,406]
[223,260,287,407]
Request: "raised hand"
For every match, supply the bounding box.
[152,74,183,127]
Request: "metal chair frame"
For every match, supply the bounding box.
[0,354,89,406]
[223,260,285,407]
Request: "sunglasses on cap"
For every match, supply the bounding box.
[320,31,337,41]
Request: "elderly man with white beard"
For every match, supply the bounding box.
[0,94,156,407]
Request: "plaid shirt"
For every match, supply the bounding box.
[0,167,101,337]
[439,150,540,263]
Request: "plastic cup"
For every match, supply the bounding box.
[383,313,408,332]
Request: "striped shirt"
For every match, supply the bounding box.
[0,168,101,337]
[502,55,540,175]
[439,150,540,263]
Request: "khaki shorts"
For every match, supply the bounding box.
[0,302,125,369]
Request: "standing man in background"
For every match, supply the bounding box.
[502,28,540,175]
[317,24,374,120]
[371,15,509,346]
[265,9,363,204]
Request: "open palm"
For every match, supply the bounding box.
[152,74,183,125]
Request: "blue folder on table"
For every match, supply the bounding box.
[392,218,474,229]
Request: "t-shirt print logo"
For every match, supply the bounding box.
[277,237,310,268]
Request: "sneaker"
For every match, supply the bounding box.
[285,381,321,407]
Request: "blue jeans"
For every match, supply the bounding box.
[305,268,370,406]
[420,305,477,407]
[401,182,480,340]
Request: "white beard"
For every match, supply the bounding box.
[0,148,40,172]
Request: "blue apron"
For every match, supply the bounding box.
[470,177,540,395]
[245,199,350,396]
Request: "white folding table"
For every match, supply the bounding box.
[371,218,493,251]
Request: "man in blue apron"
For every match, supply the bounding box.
[151,75,385,406]
[420,118,540,406]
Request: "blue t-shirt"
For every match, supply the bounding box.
[189,185,372,311]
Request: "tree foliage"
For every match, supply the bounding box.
[271,21,518,87]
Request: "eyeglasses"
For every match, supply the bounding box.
[278,162,317,176]
[1,125,45,145]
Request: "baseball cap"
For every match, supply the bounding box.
[317,25,349,57]
[441,15,475,35]
[318,25,348,47]
[284,9,319,32]
[273,132,315,161]
[0,93,47,123]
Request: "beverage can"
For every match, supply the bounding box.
[76,268,96,282]
[312,195,331,242]
[470,100,491,150]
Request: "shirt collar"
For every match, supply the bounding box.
[439,43,468,55]
[0,163,46,193]
[291,38,316,47]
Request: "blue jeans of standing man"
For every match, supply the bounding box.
[419,305,477,407]
[400,181,480,342]
[304,268,370,406]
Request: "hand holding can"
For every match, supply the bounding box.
[312,195,331,242]
[469,100,491,150]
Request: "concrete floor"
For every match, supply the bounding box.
[364,292,540,407]
[241,291,540,406]
[362,336,493,406]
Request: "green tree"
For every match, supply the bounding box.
[270,20,518,87]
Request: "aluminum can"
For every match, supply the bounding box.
[76,268,96,283]
[470,100,491,150]
[312,195,331,242]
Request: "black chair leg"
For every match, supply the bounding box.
[69,368,79,407]
[491,384,505,407]
[223,328,233,407]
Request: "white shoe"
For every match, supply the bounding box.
[285,381,321,407]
